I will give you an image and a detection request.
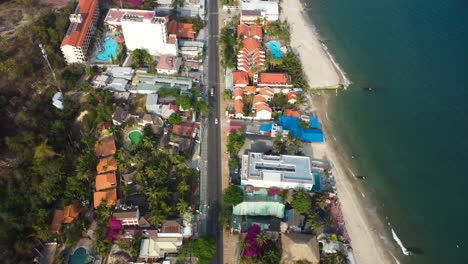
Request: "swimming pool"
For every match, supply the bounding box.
[128,130,142,146]
[96,37,117,61]
[312,170,321,191]
[265,41,282,58]
[68,247,87,264]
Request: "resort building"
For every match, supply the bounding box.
[96,156,118,174]
[122,15,178,56]
[95,172,117,191]
[237,24,263,40]
[240,10,265,25]
[232,71,250,87]
[237,38,266,73]
[286,91,297,104]
[254,72,293,90]
[255,102,272,120]
[63,202,81,224]
[60,0,100,64]
[241,152,315,190]
[234,99,244,118]
[168,20,196,40]
[113,204,140,226]
[241,0,279,22]
[156,55,182,75]
[94,138,116,158]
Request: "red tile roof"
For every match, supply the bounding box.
[259,87,274,98]
[168,20,196,39]
[63,202,81,224]
[258,73,292,85]
[93,188,117,208]
[94,138,116,157]
[172,122,195,136]
[60,0,99,47]
[286,91,297,100]
[253,94,267,105]
[244,86,257,93]
[237,24,263,39]
[96,156,117,175]
[242,38,261,52]
[50,209,64,233]
[96,172,117,191]
[234,87,244,97]
[285,109,301,117]
[256,102,272,113]
[234,99,244,115]
[232,71,250,85]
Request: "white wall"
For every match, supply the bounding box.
[241,178,313,191]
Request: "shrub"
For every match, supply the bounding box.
[223,185,244,206]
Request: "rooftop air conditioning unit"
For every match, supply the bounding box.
[69,14,82,23]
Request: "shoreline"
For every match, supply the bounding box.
[281,0,394,263]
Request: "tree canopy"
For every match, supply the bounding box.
[168,113,182,125]
[223,185,244,206]
[176,95,192,110]
[179,236,216,264]
[291,188,311,214]
[227,131,245,155]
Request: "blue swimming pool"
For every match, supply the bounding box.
[68,247,87,264]
[96,37,117,61]
[312,170,321,191]
[265,41,282,58]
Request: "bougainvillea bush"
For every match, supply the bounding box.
[241,224,261,257]
[107,217,122,241]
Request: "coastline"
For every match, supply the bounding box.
[281,0,394,263]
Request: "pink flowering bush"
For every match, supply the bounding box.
[106,217,122,241]
[267,188,280,196]
[241,224,261,257]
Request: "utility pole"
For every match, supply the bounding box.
[38,43,57,83]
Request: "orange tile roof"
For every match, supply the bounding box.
[168,20,196,39]
[237,24,262,39]
[258,73,292,85]
[96,156,117,175]
[250,24,263,39]
[285,109,301,117]
[234,87,244,97]
[242,38,261,52]
[94,138,116,157]
[95,172,117,191]
[256,102,272,113]
[237,24,249,38]
[50,209,64,233]
[244,86,257,93]
[253,94,267,105]
[63,202,81,224]
[167,35,177,44]
[60,0,99,47]
[286,91,297,100]
[232,71,250,85]
[93,188,117,208]
[259,87,274,97]
[234,99,244,115]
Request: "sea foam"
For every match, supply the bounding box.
[392,229,411,256]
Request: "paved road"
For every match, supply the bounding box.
[206,0,223,263]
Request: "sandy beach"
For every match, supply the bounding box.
[282,0,394,263]
[281,0,349,88]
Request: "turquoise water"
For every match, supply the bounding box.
[265,41,282,58]
[312,170,321,191]
[304,0,467,263]
[68,247,87,264]
[96,37,117,61]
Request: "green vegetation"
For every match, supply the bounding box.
[157,87,180,98]
[168,113,182,125]
[218,207,233,228]
[223,90,233,100]
[219,25,237,68]
[298,118,310,128]
[223,185,244,206]
[81,90,115,131]
[195,100,210,114]
[176,94,192,110]
[131,48,154,69]
[321,252,348,264]
[272,133,302,155]
[267,52,309,90]
[117,234,142,257]
[178,236,216,264]
[291,188,311,214]
[264,20,291,42]
[228,157,241,168]
[183,16,204,33]
[61,65,84,89]
[271,93,290,109]
[227,130,245,155]
[117,44,127,65]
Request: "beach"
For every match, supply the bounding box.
[281,0,394,263]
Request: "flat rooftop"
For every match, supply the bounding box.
[245,152,313,182]
[104,8,155,25]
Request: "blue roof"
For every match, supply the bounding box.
[309,117,320,129]
[260,123,273,132]
[278,115,324,142]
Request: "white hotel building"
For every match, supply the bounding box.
[241,152,315,190]
[60,0,100,64]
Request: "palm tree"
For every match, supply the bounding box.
[238,241,251,255]
[306,214,322,233]
[176,199,188,213]
[315,195,327,210]
[255,232,267,248]
[177,181,190,194]
[34,139,56,160]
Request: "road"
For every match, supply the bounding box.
[206,0,223,263]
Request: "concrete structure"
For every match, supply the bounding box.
[179,40,204,57]
[112,106,130,125]
[132,73,192,94]
[240,10,265,25]
[104,8,154,30]
[113,204,140,226]
[92,74,110,87]
[241,152,314,190]
[156,55,182,75]
[106,67,134,80]
[145,94,177,118]
[241,0,279,22]
[60,0,100,64]
[121,13,177,56]
[139,237,183,260]
[106,78,129,92]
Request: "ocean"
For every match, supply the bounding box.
[303,0,468,263]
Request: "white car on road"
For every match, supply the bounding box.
[215,118,218,125]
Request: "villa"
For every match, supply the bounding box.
[93,188,117,208]
[254,72,293,89]
[240,152,315,190]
